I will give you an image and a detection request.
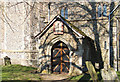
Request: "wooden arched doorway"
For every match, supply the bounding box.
[51,41,70,74]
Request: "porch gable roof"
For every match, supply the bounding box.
[35,14,87,39]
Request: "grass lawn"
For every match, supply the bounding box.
[1,65,120,81]
[69,72,102,81]
[69,74,92,80]
[117,71,120,80]
[2,65,41,81]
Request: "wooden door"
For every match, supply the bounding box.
[51,41,70,73]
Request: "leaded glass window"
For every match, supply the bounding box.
[103,4,107,16]
[61,7,68,19]
[98,5,102,17]
[65,8,68,19]
[61,8,64,17]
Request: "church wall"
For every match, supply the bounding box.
[0,1,119,72]
[0,2,32,66]
[39,2,111,70]
[0,2,5,65]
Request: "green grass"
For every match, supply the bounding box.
[2,65,120,81]
[2,65,41,81]
[69,74,92,80]
[69,72,102,81]
[117,71,120,80]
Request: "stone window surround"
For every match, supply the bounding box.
[60,7,68,19]
[97,3,108,17]
[53,21,64,34]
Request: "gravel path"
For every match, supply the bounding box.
[40,74,70,80]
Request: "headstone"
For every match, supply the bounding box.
[4,56,11,65]
[101,68,120,81]
[85,61,98,81]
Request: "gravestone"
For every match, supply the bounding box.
[4,56,11,65]
[85,61,98,81]
[101,67,119,81]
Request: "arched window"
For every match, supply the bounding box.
[53,21,64,34]
[60,7,68,19]
[61,8,64,17]
[98,5,102,17]
[65,8,68,19]
[103,4,107,16]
